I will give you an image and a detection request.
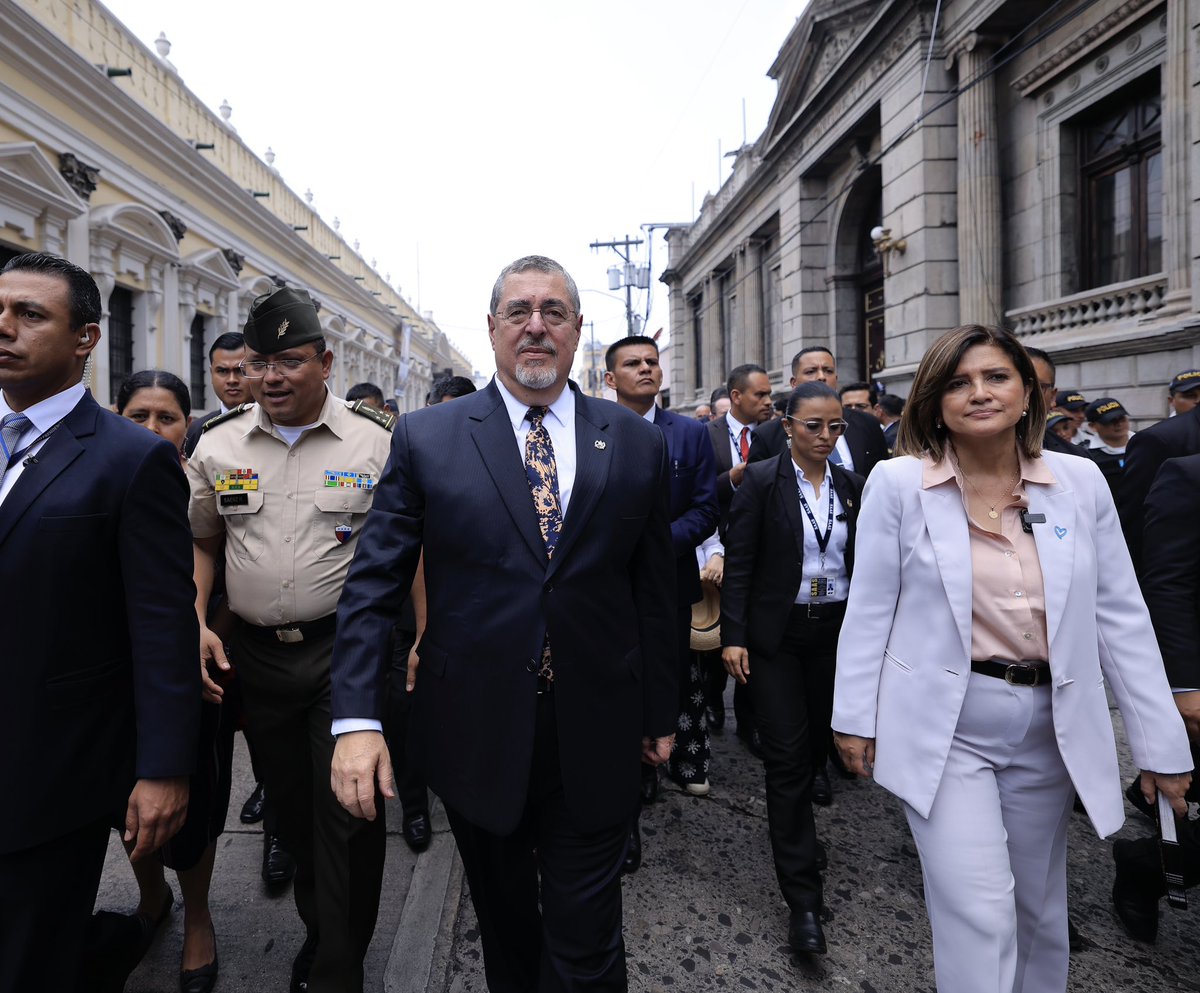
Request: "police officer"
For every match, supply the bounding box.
[186,287,394,993]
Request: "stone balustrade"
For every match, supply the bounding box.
[1005,274,1167,336]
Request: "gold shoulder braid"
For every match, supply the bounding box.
[201,403,255,433]
[349,399,396,431]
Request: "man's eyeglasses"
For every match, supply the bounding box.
[842,401,872,411]
[239,353,322,378]
[787,416,848,435]
[497,304,575,330]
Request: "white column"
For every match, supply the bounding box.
[1158,0,1192,315]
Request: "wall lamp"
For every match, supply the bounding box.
[292,225,308,231]
[326,254,341,260]
[189,140,215,151]
[870,226,907,276]
[248,190,270,198]
[97,65,133,78]
[352,276,366,281]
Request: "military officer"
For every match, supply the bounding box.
[186,286,394,993]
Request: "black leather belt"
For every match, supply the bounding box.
[243,612,338,644]
[792,600,847,621]
[971,658,1051,687]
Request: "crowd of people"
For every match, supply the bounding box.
[1,249,1197,993]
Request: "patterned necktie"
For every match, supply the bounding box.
[0,412,31,484]
[739,426,750,463]
[525,406,562,686]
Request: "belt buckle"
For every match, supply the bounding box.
[1003,663,1037,686]
[806,602,821,619]
[275,627,304,644]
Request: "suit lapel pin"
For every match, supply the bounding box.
[1054,525,1067,539]
[594,440,606,450]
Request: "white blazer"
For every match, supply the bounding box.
[832,451,1191,837]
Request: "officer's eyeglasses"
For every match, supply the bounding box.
[239,353,322,378]
[497,304,575,330]
[787,417,848,435]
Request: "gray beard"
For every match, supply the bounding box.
[515,364,559,390]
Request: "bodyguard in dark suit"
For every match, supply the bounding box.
[182,331,247,457]
[706,363,774,535]
[747,347,887,475]
[1116,405,1200,572]
[0,253,199,993]
[329,257,677,992]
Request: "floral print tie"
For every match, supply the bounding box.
[525,406,561,683]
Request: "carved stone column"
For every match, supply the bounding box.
[954,33,1003,325]
[1158,0,1192,315]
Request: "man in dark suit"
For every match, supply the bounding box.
[0,252,199,993]
[1116,403,1200,572]
[604,334,719,865]
[183,330,247,457]
[747,347,887,475]
[329,256,677,992]
[1112,453,1200,941]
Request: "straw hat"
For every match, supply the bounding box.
[690,579,721,652]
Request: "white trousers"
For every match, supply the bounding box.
[904,672,1076,993]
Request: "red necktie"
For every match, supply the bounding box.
[739,426,750,463]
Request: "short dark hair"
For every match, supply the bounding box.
[208,331,245,361]
[839,381,875,403]
[2,252,101,329]
[896,325,1044,461]
[1024,346,1055,378]
[604,335,659,371]
[785,382,840,418]
[709,386,730,404]
[878,393,905,418]
[430,376,477,403]
[116,369,191,417]
[791,346,834,376]
[727,363,767,395]
[346,382,385,405]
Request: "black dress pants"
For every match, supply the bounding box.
[0,816,110,993]
[445,692,629,993]
[233,625,386,993]
[746,602,843,912]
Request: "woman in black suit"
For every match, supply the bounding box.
[720,382,865,957]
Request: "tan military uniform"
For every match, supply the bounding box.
[187,390,392,627]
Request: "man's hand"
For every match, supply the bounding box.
[199,624,230,704]
[1175,690,1200,742]
[1139,769,1193,817]
[641,735,674,766]
[833,732,876,779]
[331,730,395,821]
[125,777,189,861]
[700,554,724,586]
[722,646,749,685]
[406,645,420,693]
[729,462,747,487]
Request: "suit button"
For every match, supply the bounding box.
[544,583,553,593]
[526,659,538,673]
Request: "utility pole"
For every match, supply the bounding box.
[589,235,647,336]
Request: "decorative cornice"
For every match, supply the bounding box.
[221,248,245,274]
[158,209,187,242]
[58,151,99,200]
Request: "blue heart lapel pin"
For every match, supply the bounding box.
[1054,525,1067,539]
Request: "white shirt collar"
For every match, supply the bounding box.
[494,375,575,431]
[725,410,755,435]
[640,404,658,423]
[0,382,86,433]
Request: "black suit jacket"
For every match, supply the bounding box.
[720,452,865,659]
[654,406,718,607]
[705,414,743,534]
[747,408,888,478]
[0,393,200,854]
[1117,407,1200,570]
[183,409,217,458]
[1141,454,1200,689]
[332,381,677,835]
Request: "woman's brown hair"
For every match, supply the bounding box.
[895,324,1046,462]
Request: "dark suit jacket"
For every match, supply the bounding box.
[748,408,888,478]
[1141,454,1200,688]
[1117,407,1200,570]
[332,381,677,835]
[183,409,217,458]
[720,452,865,659]
[705,414,743,534]
[0,393,200,854]
[654,406,718,607]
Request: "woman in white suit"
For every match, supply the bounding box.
[832,325,1192,993]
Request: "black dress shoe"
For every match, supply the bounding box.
[262,833,296,887]
[291,933,318,993]
[87,911,150,993]
[706,701,725,731]
[402,811,432,853]
[640,763,659,804]
[811,769,833,806]
[621,825,642,875]
[179,929,218,993]
[788,910,827,955]
[1112,840,1159,942]
[240,781,266,824]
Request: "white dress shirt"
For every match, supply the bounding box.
[0,382,86,507]
[792,460,848,604]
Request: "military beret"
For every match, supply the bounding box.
[243,286,323,354]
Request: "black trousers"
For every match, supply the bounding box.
[232,625,386,993]
[386,622,431,815]
[445,692,629,993]
[746,602,843,913]
[0,816,110,993]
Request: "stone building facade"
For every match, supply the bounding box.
[662,0,1200,425]
[1,0,474,411]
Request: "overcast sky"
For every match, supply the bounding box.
[103,0,803,374]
